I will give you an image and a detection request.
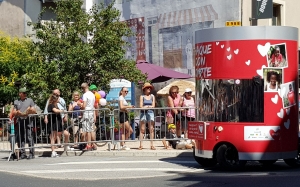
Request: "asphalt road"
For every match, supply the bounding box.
[0,154,300,187]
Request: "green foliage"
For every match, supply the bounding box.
[0,31,37,104]
[29,0,147,106]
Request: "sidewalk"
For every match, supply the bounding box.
[43,141,193,158]
[0,141,193,158]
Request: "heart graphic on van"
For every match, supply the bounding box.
[199,125,203,133]
[269,129,280,140]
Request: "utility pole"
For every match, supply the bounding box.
[251,0,258,26]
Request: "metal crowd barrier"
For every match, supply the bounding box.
[112,106,195,150]
[0,118,13,154]
[1,106,196,160]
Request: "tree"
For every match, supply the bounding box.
[0,31,37,104]
[29,0,146,105]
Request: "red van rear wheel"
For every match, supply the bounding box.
[217,144,246,169]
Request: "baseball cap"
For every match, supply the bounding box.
[185,88,192,93]
[89,84,97,91]
[19,87,27,93]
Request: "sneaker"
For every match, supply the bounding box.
[121,145,130,150]
[20,154,27,160]
[83,145,92,151]
[27,155,35,160]
[51,151,59,158]
[65,146,74,151]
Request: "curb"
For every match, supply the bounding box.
[34,149,193,158]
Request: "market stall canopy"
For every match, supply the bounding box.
[157,80,195,96]
[136,60,191,83]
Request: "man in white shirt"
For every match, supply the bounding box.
[79,83,96,151]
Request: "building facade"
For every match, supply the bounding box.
[107,0,300,76]
[0,0,299,75]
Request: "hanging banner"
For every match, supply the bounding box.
[124,17,146,61]
[252,0,273,19]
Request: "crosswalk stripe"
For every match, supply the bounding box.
[45,160,196,166]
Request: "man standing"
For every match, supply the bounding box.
[44,89,70,149]
[80,83,96,151]
[13,88,36,159]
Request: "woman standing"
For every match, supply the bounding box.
[139,83,156,150]
[118,87,134,150]
[166,86,183,137]
[182,88,195,138]
[48,94,65,158]
[68,91,82,148]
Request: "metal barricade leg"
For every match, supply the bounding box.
[7,134,15,161]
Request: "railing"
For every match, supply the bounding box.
[0,106,195,160]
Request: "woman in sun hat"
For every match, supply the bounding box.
[182,88,195,138]
[138,82,156,150]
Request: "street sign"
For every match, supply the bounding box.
[225,21,241,27]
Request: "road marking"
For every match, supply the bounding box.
[21,168,204,174]
[45,160,196,166]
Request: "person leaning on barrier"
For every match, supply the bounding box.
[162,124,193,150]
[181,88,195,138]
[47,94,65,158]
[12,87,36,159]
[44,89,70,149]
[138,82,156,150]
[68,91,83,148]
[118,87,134,150]
[166,86,184,137]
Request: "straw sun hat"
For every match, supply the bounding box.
[142,82,154,90]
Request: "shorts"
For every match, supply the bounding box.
[119,112,129,123]
[140,110,154,122]
[81,115,94,133]
[181,116,195,130]
[71,118,80,126]
[176,141,188,149]
[50,123,63,132]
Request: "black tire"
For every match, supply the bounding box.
[193,147,217,167]
[259,160,277,166]
[216,144,246,169]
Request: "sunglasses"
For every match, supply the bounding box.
[186,92,192,94]
[171,92,178,94]
[146,87,152,90]
[124,91,128,93]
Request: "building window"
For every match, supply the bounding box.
[272,4,281,26]
[147,17,157,26]
[41,2,56,20]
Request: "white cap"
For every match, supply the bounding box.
[185,88,192,93]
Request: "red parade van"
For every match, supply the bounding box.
[188,26,300,169]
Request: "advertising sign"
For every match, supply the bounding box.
[188,121,205,140]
